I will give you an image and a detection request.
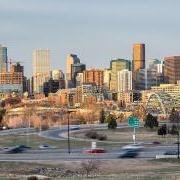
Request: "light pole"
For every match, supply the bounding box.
[178,130,180,159]
[39,117,42,135]
[177,115,180,159]
[67,111,71,154]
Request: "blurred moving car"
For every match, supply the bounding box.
[152,141,161,145]
[84,148,106,154]
[164,150,178,155]
[70,125,80,130]
[18,145,31,149]
[119,149,139,158]
[121,143,144,151]
[39,144,56,149]
[174,141,180,145]
[4,146,27,154]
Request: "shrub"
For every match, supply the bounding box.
[169,124,179,135]
[157,124,167,137]
[108,118,117,129]
[27,176,39,180]
[97,134,107,141]
[85,130,99,139]
[41,124,49,131]
[85,130,107,141]
[80,160,100,177]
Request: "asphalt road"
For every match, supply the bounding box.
[0,124,178,162]
[0,145,177,162]
[0,142,176,162]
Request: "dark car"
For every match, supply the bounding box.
[119,150,139,158]
[18,145,31,149]
[5,146,25,154]
[164,151,178,155]
[152,141,161,145]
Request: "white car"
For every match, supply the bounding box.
[121,144,144,151]
[39,144,56,149]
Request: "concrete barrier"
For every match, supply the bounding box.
[156,155,178,159]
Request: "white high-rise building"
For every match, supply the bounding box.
[76,72,84,87]
[117,69,132,92]
[33,49,50,93]
[103,68,111,89]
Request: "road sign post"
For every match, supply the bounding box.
[128,116,140,144]
[133,128,136,144]
[92,142,97,149]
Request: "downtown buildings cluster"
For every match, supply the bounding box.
[0,43,180,109]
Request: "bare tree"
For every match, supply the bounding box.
[80,160,100,177]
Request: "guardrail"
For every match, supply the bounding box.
[0,128,36,136]
[156,155,178,159]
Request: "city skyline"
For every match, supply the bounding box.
[1,0,180,77]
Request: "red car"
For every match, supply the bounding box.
[84,148,106,154]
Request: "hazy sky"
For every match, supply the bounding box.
[0,0,180,77]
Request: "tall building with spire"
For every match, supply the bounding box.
[66,54,83,88]
[32,49,50,93]
[66,54,80,81]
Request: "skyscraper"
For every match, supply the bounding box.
[164,56,180,84]
[0,62,24,94]
[66,54,80,81]
[133,43,145,71]
[33,49,50,93]
[132,43,145,90]
[72,63,86,87]
[110,59,131,91]
[117,69,132,92]
[66,54,81,88]
[103,68,111,89]
[0,45,7,72]
[83,69,104,86]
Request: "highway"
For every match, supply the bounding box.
[0,145,177,162]
[0,124,178,162]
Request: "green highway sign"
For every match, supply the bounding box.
[128,116,140,128]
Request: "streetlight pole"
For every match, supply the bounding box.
[178,131,180,159]
[177,111,180,159]
[39,117,42,135]
[67,111,71,154]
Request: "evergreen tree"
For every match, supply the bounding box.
[99,109,106,124]
[157,124,167,137]
[106,114,117,129]
[169,108,180,123]
[169,124,179,135]
[144,113,159,129]
[0,108,6,127]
